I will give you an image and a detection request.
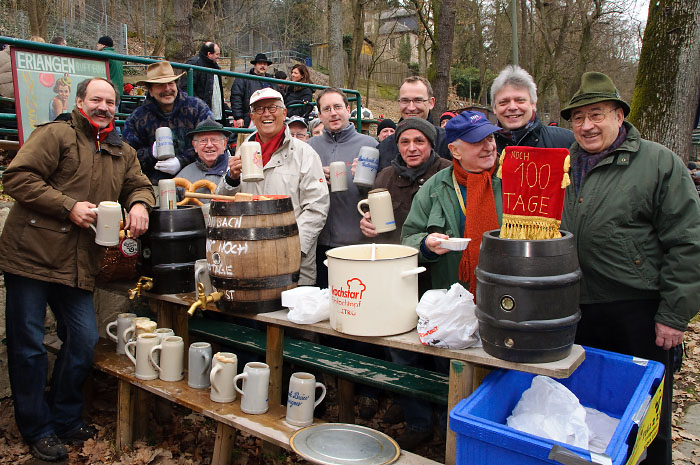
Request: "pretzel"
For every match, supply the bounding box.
[173,177,217,206]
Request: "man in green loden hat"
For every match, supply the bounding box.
[560,72,700,465]
[175,117,233,200]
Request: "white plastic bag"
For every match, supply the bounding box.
[415,282,480,349]
[287,288,330,324]
[506,375,589,449]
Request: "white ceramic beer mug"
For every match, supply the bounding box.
[357,188,396,233]
[239,141,264,182]
[122,317,152,344]
[210,352,238,403]
[150,336,185,382]
[188,342,213,389]
[90,201,122,246]
[125,333,159,380]
[158,179,176,211]
[106,312,137,355]
[155,126,176,160]
[329,161,348,192]
[234,362,270,414]
[353,146,380,187]
[153,327,175,344]
[286,372,326,427]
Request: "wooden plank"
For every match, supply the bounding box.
[446,360,475,465]
[337,378,355,424]
[116,379,133,450]
[0,140,19,150]
[266,324,284,407]
[212,423,236,465]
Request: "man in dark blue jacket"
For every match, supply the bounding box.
[230,53,279,127]
[180,42,229,124]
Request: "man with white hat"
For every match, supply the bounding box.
[123,61,213,184]
[217,88,329,285]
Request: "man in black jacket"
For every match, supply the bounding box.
[181,42,229,124]
[230,53,279,127]
[491,65,574,152]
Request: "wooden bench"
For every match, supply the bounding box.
[45,336,441,465]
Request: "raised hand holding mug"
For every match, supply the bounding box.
[239,141,264,182]
[90,201,122,246]
[329,161,348,192]
[357,188,396,233]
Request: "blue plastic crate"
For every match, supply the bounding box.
[449,347,664,465]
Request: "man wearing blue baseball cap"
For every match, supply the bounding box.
[402,110,503,294]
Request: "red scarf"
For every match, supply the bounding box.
[452,159,499,296]
[78,107,114,150]
[255,128,286,166]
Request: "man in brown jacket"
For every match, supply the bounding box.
[0,78,154,461]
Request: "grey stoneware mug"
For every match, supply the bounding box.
[188,342,213,389]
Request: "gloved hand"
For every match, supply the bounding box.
[155,157,181,175]
[152,141,158,159]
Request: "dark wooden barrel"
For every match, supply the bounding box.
[207,196,301,313]
[138,205,207,294]
[475,230,582,363]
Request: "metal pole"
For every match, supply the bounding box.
[511,0,518,66]
[123,24,128,55]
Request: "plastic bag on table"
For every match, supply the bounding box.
[506,375,589,449]
[415,282,480,349]
[287,288,330,324]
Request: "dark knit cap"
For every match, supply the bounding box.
[395,117,437,147]
[98,36,113,47]
[377,118,396,133]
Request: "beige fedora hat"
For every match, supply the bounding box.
[136,61,185,85]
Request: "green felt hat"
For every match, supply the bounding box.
[561,72,630,121]
[187,117,234,137]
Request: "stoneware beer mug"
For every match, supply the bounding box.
[122,317,152,344]
[194,259,212,295]
[234,362,270,414]
[154,328,175,344]
[150,336,185,382]
[210,352,238,403]
[155,126,176,160]
[357,188,396,233]
[329,161,348,192]
[106,312,137,355]
[188,342,213,389]
[125,333,159,380]
[135,319,157,338]
[158,179,177,211]
[286,372,326,427]
[353,146,380,187]
[239,141,264,182]
[89,201,122,246]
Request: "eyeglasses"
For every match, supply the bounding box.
[398,97,430,106]
[290,132,308,138]
[251,105,284,115]
[194,137,226,145]
[320,104,346,114]
[570,108,617,127]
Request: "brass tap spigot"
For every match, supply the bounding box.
[187,282,223,316]
[128,276,154,300]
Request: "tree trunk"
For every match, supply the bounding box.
[24,0,47,39]
[348,0,365,90]
[629,0,700,161]
[163,0,193,63]
[432,0,456,119]
[328,0,344,88]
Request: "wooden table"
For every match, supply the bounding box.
[103,282,585,465]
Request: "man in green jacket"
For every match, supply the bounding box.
[560,72,700,465]
[97,36,123,96]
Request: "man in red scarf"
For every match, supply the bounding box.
[0,78,154,461]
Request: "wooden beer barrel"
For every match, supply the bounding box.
[475,230,582,363]
[207,196,301,313]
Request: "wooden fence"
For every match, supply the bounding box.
[312,47,411,87]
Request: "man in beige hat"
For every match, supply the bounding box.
[123,61,213,184]
[561,72,700,465]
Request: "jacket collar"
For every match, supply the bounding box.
[569,121,640,165]
[71,108,124,148]
[322,122,357,143]
[198,51,220,69]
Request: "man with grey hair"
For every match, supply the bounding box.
[490,65,573,153]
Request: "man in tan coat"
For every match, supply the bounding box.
[0,78,154,461]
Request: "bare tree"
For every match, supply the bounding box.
[432,0,456,118]
[24,0,47,39]
[348,0,369,90]
[629,0,700,161]
[328,0,345,87]
[162,0,194,62]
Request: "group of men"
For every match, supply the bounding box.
[1,45,698,465]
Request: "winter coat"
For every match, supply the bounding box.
[176,151,229,202]
[0,108,155,291]
[401,167,502,291]
[0,47,13,98]
[101,46,124,96]
[561,121,700,331]
[122,90,213,184]
[229,69,280,126]
[284,86,314,119]
[377,123,452,172]
[216,126,329,285]
[307,123,378,247]
[180,52,229,118]
[494,115,574,153]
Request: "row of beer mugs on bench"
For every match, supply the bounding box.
[106,312,326,426]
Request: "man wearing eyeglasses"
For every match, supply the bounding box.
[561,72,700,465]
[377,76,453,172]
[217,88,329,285]
[307,87,378,289]
[491,65,573,153]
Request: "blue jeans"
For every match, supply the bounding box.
[4,273,98,442]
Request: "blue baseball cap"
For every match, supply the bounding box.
[445,111,501,144]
